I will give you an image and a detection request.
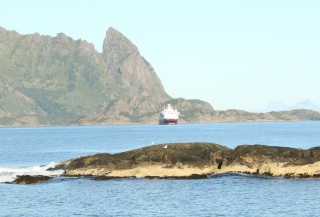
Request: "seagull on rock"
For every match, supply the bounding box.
[163,145,168,149]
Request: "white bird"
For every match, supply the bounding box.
[150,141,156,145]
[163,145,168,149]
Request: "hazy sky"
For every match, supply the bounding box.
[1,0,319,111]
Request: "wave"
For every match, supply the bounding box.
[0,162,64,183]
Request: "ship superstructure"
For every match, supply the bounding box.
[159,104,180,125]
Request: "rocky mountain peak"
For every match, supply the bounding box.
[0,26,6,33]
[102,27,169,100]
[103,27,138,76]
[104,27,138,55]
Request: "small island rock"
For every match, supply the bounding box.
[14,175,52,184]
[57,143,320,179]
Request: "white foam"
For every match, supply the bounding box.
[0,162,64,183]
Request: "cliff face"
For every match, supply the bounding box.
[103,27,168,100]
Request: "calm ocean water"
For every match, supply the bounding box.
[1,122,320,216]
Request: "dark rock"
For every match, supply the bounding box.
[262,172,273,176]
[94,176,134,181]
[64,143,229,172]
[145,174,208,180]
[298,173,311,178]
[14,175,52,184]
[227,144,320,167]
[94,174,208,180]
[309,147,320,158]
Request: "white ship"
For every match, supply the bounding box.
[159,104,180,125]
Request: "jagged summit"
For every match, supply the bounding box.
[103,27,139,80]
[104,27,138,58]
[103,27,169,100]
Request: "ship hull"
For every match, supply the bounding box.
[159,118,178,125]
[159,115,178,125]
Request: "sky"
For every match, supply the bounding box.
[1,0,320,111]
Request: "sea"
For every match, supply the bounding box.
[1,122,320,217]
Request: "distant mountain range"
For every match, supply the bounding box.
[266,100,320,112]
[1,26,320,126]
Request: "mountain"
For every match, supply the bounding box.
[0,26,214,126]
[1,26,320,126]
[266,100,320,112]
[292,100,320,112]
[0,27,109,125]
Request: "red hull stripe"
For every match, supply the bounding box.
[164,119,178,123]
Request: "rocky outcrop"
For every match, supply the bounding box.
[14,175,52,184]
[58,143,320,179]
[103,27,168,100]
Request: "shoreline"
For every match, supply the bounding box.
[0,119,317,129]
[61,161,320,180]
